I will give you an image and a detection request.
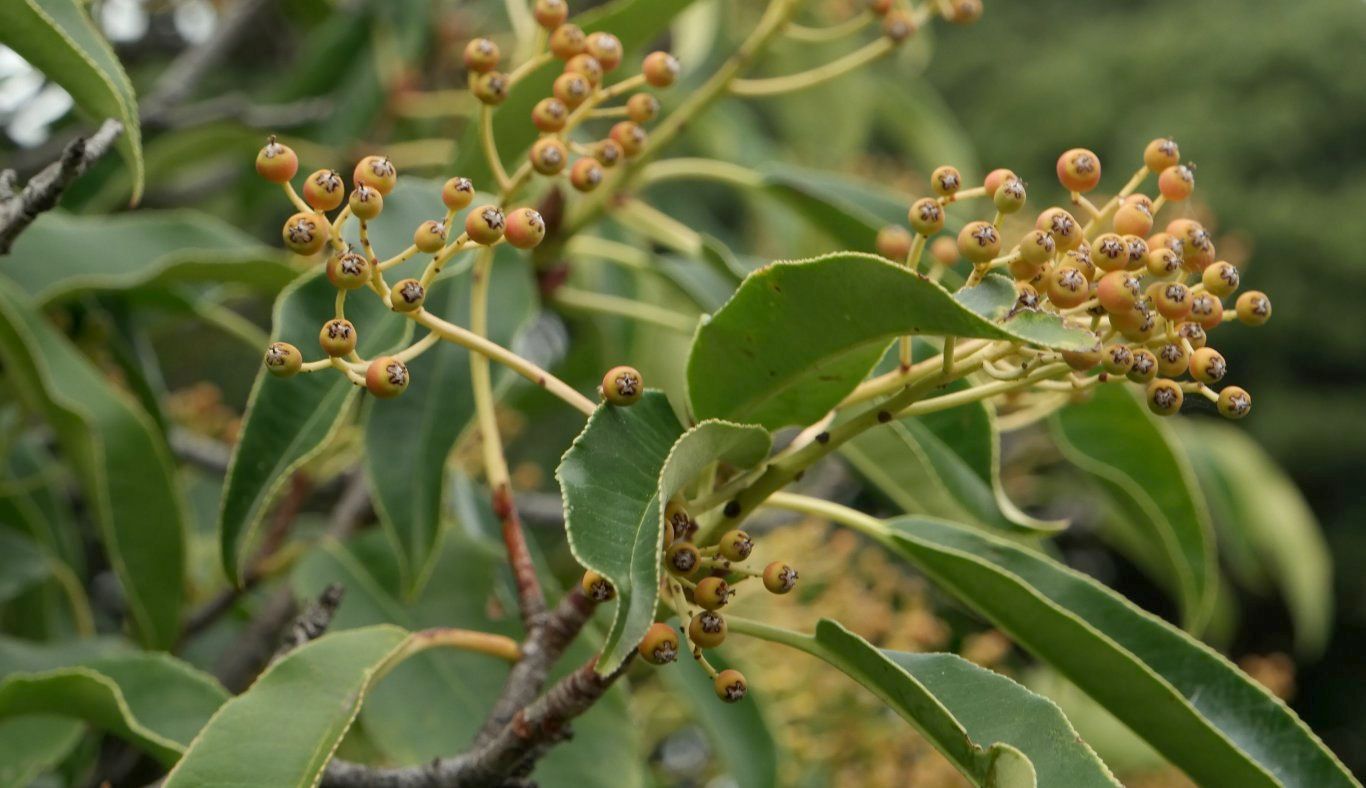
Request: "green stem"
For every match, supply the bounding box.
[551,287,697,333]
[637,158,765,189]
[725,614,820,652]
[730,37,895,97]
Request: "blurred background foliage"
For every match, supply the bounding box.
[0,0,1362,783]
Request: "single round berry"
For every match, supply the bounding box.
[1156,342,1190,378]
[1235,291,1271,326]
[531,97,569,132]
[1113,201,1154,237]
[1147,378,1184,416]
[932,236,960,266]
[529,137,569,176]
[442,177,475,210]
[609,121,647,157]
[585,31,623,71]
[907,198,944,236]
[303,169,345,211]
[565,53,604,86]
[714,669,747,703]
[946,0,983,24]
[282,212,330,255]
[465,205,507,245]
[1127,348,1158,383]
[1217,386,1252,420]
[353,155,397,196]
[549,23,586,60]
[594,139,624,167]
[1008,258,1044,283]
[581,570,616,602]
[957,221,1000,264]
[505,207,547,249]
[1018,229,1056,265]
[534,0,568,29]
[1146,247,1183,279]
[1177,321,1208,350]
[602,365,643,405]
[1189,293,1224,331]
[570,157,604,192]
[665,541,700,577]
[553,72,592,107]
[390,278,426,312]
[643,51,680,87]
[762,561,798,594]
[694,577,731,611]
[1144,137,1180,171]
[876,225,913,261]
[1056,148,1101,193]
[413,220,448,253]
[349,184,384,220]
[638,622,680,665]
[882,10,916,42]
[718,530,754,562]
[665,500,692,542]
[1037,207,1082,251]
[1153,282,1192,321]
[1189,346,1227,385]
[1158,164,1195,201]
[866,0,894,14]
[264,341,302,377]
[1102,344,1135,376]
[992,176,1026,213]
[626,92,660,123]
[1202,261,1240,297]
[1112,304,1157,343]
[1045,265,1090,309]
[327,251,371,290]
[1061,341,1102,372]
[255,135,298,183]
[319,318,357,358]
[366,356,410,399]
[472,71,510,105]
[983,168,1016,197]
[463,38,501,73]
[1091,233,1129,273]
[1097,270,1142,314]
[930,165,962,197]
[688,610,727,649]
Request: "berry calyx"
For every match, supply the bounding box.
[1113,201,1154,237]
[565,53,604,86]
[549,23,586,60]
[665,500,692,542]
[464,38,501,73]
[570,158,604,192]
[366,356,410,399]
[1144,137,1180,172]
[465,205,507,245]
[282,212,330,255]
[665,542,700,577]
[626,92,660,123]
[390,278,426,313]
[1037,207,1082,251]
[643,51,680,88]
[1217,386,1252,420]
[553,72,592,107]
[714,669,747,703]
[534,0,568,29]
[585,32,623,71]
[505,207,547,249]
[956,221,1000,264]
[762,561,798,594]
[688,610,727,649]
[442,177,475,210]
[1127,348,1158,383]
[1018,229,1056,265]
[473,71,510,105]
[694,577,731,611]
[1045,265,1090,309]
[1153,282,1192,321]
[718,530,754,562]
[1102,344,1135,376]
[1097,270,1142,314]
[609,121,647,157]
[255,135,298,183]
[930,165,962,197]
[581,570,616,602]
[1146,378,1184,416]
[908,197,944,236]
[1189,293,1224,330]
[983,168,1016,197]
[1190,346,1227,385]
[1091,233,1128,273]
[327,251,371,290]
[532,97,569,132]
[353,155,397,196]
[413,220,447,253]
[602,365,643,405]
[638,622,680,665]
[1236,291,1271,326]
[1056,148,1101,193]
[1156,342,1190,377]
[992,177,1026,213]
[1202,261,1240,297]
[264,342,302,377]
[1158,164,1195,201]
[303,169,345,211]
[594,139,624,167]
[1147,247,1183,279]
[349,184,384,220]
[529,137,569,176]
[319,318,357,358]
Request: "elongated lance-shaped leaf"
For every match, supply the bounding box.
[686,254,1093,430]
[558,392,771,674]
[0,0,143,200]
[0,277,185,648]
[881,516,1357,788]
[1050,384,1217,632]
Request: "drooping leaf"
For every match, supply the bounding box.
[686,253,1093,430]
[558,392,771,673]
[4,211,295,304]
[1050,385,1217,632]
[881,516,1356,788]
[0,277,185,648]
[0,0,143,200]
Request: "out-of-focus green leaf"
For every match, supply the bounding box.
[4,211,295,304]
[1176,421,1333,657]
[665,649,780,788]
[881,516,1355,788]
[1051,385,1217,632]
[686,253,1093,430]
[757,165,910,251]
[0,529,51,604]
[558,392,770,674]
[0,716,83,788]
[0,277,185,648]
[0,0,143,200]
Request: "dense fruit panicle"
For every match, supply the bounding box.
[319,318,357,357]
[638,622,680,665]
[714,669,747,703]
[366,356,410,399]
[255,135,298,183]
[763,561,798,594]
[303,169,345,211]
[442,177,475,210]
[581,570,616,602]
[602,365,643,405]
[264,342,302,377]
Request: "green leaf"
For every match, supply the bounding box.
[0,529,51,604]
[881,516,1356,788]
[787,620,1118,787]
[0,638,227,766]
[4,211,295,304]
[0,277,185,648]
[0,716,83,788]
[686,253,1093,430]
[0,0,143,200]
[758,165,912,250]
[363,250,537,597]
[664,652,780,788]
[1176,421,1333,657]
[558,392,771,673]
[163,626,416,787]
[1050,385,1217,632]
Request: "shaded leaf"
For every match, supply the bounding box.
[0,716,83,788]
[0,529,51,604]
[758,165,911,250]
[664,650,780,788]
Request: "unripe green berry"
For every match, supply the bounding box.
[553,72,591,107]
[1189,346,1226,385]
[762,561,798,594]
[688,610,727,648]
[983,167,1016,197]
[1097,270,1141,314]
[1113,201,1154,237]
[714,669,747,703]
[390,278,427,312]
[1189,293,1224,331]
[585,31,623,71]
[1147,247,1182,279]
[1123,236,1151,273]
[549,23,586,60]
[366,356,410,399]
[282,212,330,255]
[992,176,1026,213]
[465,205,507,245]
[594,139,624,167]
[1045,265,1089,309]
[464,38,501,73]
[1158,164,1195,201]
[1144,137,1180,171]
[643,51,680,88]
[264,341,302,377]
[442,177,475,210]
[472,71,510,105]
[930,165,961,197]
[1153,282,1192,321]
[694,577,731,611]
[1091,233,1128,273]
[529,137,569,176]
[303,169,345,211]
[255,135,298,183]
[1202,261,1240,297]
[1014,282,1042,311]
[353,155,397,196]
[319,318,357,358]
[1127,347,1158,383]
[1146,378,1184,416]
[534,0,568,29]
[327,251,371,290]
[908,197,944,236]
[349,184,384,220]
[1156,342,1189,378]
[1018,229,1056,265]
[581,570,616,602]
[957,221,1000,264]
[413,220,447,253]
[602,364,643,405]
[638,622,680,665]
[626,92,660,123]
[504,207,547,249]
[665,541,700,577]
[531,97,569,132]
[1102,344,1135,375]
[1217,386,1252,420]
[565,53,604,87]
[1037,207,1082,251]
[609,121,647,157]
[1235,291,1271,326]
[718,530,754,562]
[876,225,913,261]
[1056,148,1101,193]
[570,157,604,192]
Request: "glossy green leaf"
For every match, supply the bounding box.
[686,253,1093,430]
[1051,385,1217,632]
[363,251,536,597]
[4,211,295,304]
[881,516,1356,788]
[0,0,143,200]
[163,626,414,787]
[0,638,227,766]
[785,620,1118,787]
[1176,421,1333,657]
[0,277,185,648]
[559,392,771,673]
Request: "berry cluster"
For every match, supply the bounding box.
[877,138,1266,420]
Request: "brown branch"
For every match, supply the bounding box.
[0,119,123,254]
[491,483,546,631]
[270,582,344,662]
